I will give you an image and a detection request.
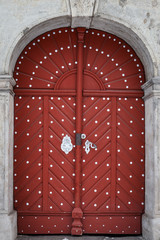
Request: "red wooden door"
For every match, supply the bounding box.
[82,97,144,234]
[14,27,145,235]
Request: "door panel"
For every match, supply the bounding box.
[82,215,141,234]
[14,96,43,213]
[116,97,145,213]
[48,97,75,213]
[82,97,112,213]
[14,96,75,234]
[82,97,144,234]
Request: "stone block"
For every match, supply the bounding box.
[70,0,96,28]
[142,214,160,240]
[0,211,17,240]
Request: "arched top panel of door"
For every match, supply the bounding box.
[13,27,145,91]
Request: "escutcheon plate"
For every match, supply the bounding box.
[61,135,73,154]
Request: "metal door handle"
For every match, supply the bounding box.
[85,140,97,154]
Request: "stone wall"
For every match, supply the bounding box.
[0,0,160,239]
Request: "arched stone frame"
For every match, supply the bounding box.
[0,13,159,240]
[8,16,155,80]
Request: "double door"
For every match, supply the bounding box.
[14,27,145,235]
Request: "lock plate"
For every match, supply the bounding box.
[76,133,81,145]
[61,135,73,154]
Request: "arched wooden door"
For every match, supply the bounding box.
[13,27,145,235]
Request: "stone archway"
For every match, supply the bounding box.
[0,12,159,240]
[9,16,154,80]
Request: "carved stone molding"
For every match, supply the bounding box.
[70,0,97,28]
[0,95,5,212]
[142,79,160,216]
[155,98,160,215]
[142,77,160,100]
[0,75,16,94]
[0,93,14,214]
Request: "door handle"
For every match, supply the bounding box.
[85,140,97,154]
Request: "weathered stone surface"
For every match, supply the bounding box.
[0,91,15,213]
[0,211,17,240]
[0,76,16,240]
[142,78,160,240]
[70,0,96,28]
[142,214,160,240]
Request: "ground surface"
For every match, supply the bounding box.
[17,235,143,240]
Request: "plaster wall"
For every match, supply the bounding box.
[0,0,160,239]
